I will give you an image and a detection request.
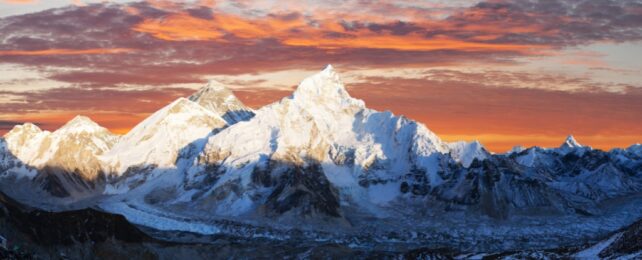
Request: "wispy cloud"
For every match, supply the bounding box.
[0,0,640,150]
[0,48,134,56]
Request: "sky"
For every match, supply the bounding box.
[0,0,641,152]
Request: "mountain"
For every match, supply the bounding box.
[2,116,118,198]
[0,65,641,254]
[3,123,51,167]
[101,97,228,176]
[558,134,589,155]
[124,64,451,221]
[447,140,490,167]
[627,143,642,157]
[561,135,582,149]
[188,80,255,124]
[96,66,642,252]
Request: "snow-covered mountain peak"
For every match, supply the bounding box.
[57,115,108,134]
[507,145,525,154]
[291,65,365,109]
[627,143,642,157]
[3,122,49,161]
[103,97,228,175]
[4,122,42,138]
[447,140,490,167]
[561,135,582,149]
[189,81,254,124]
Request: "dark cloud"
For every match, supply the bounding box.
[0,0,640,88]
[443,0,642,46]
[186,6,214,20]
[367,21,423,36]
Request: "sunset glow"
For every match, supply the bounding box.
[1,0,641,152]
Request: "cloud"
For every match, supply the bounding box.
[349,72,642,135]
[0,0,640,150]
[0,48,134,56]
[132,0,642,50]
[0,0,640,88]
[131,8,545,53]
[345,73,642,151]
[0,86,194,114]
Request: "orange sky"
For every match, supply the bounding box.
[0,0,641,152]
[2,81,639,153]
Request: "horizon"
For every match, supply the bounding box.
[1,0,641,152]
[1,65,638,153]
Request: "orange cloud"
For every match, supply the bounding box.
[343,74,642,152]
[132,12,545,53]
[282,35,542,52]
[133,15,224,41]
[0,48,134,56]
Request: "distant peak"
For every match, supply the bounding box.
[16,122,41,131]
[508,145,525,154]
[58,115,104,133]
[5,122,42,137]
[292,65,364,108]
[323,64,334,73]
[187,81,254,124]
[68,115,94,124]
[320,64,341,81]
[562,135,582,148]
[190,80,234,102]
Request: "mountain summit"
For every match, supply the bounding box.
[188,80,254,124]
[57,115,109,134]
[561,135,582,148]
[291,64,365,109]
[179,65,449,218]
[1,66,641,253]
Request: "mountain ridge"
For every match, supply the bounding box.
[0,65,641,253]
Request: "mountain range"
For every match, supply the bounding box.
[1,65,641,255]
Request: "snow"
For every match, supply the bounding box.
[102,97,227,175]
[99,201,220,235]
[627,144,642,157]
[1,64,642,254]
[516,148,538,167]
[367,182,400,204]
[3,123,49,164]
[189,80,254,124]
[574,232,622,258]
[558,135,590,155]
[57,115,106,134]
[3,116,117,174]
[447,140,489,167]
[507,145,525,154]
[562,135,582,148]
[191,64,450,212]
